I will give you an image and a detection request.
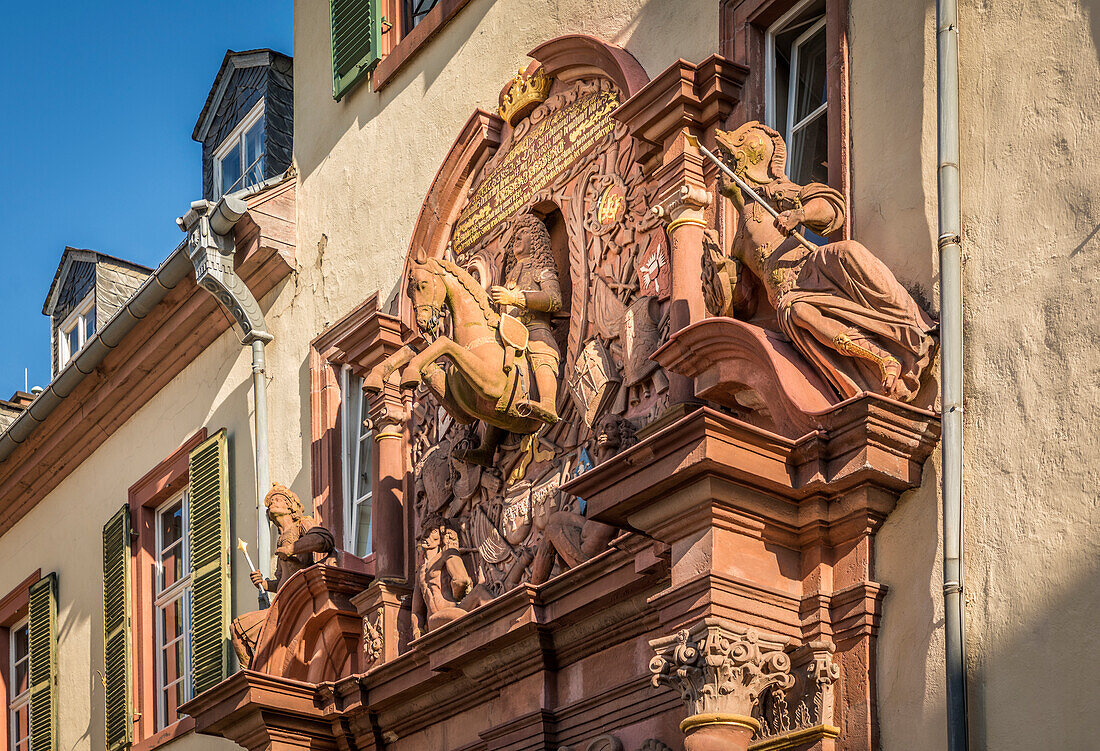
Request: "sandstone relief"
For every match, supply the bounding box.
[366,69,671,633]
[701,121,938,403]
[231,484,337,666]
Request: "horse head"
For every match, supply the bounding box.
[408,250,447,340]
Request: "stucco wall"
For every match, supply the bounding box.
[855,0,1100,749]
[2,0,1095,748]
[0,319,254,750]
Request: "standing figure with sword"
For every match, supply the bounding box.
[230,483,337,667]
[692,122,937,402]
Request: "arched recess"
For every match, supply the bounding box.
[248,565,373,683]
[397,34,651,331]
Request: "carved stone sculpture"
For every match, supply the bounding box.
[708,121,937,402]
[231,484,337,666]
[488,213,565,427]
[528,414,635,584]
[384,73,673,626]
[363,224,561,467]
[650,618,794,749]
[410,514,495,638]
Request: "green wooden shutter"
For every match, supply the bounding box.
[331,0,382,100]
[102,505,131,751]
[28,573,58,751]
[188,430,231,696]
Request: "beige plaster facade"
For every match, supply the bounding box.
[0,0,1096,750]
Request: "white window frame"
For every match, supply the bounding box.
[213,98,266,200]
[764,0,828,137]
[58,293,96,369]
[7,619,29,751]
[153,492,193,731]
[341,367,373,557]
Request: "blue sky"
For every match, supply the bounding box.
[0,2,293,396]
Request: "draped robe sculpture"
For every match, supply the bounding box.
[704,121,937,401]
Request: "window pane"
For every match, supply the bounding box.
[356,431,373,502]
[85,306,96,339]
[219,142,243,197]
[160,502,184,589]
[13,624,29,695]
[792,26,827,124]
[14,704,30,746]
[788,111,829,186]
[157,594,189,729]
[244,118,265,189]
[355,497,373,557]
[66,326,80,362]
[405,0,441,33]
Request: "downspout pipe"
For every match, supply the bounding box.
[936,0,968,748]
[178,190,275,594]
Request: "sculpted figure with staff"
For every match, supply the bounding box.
[695,123,937,402]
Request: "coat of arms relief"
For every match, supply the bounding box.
[366,69,671,636]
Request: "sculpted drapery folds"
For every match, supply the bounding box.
[231,484,337,666]
[705,121,937,402]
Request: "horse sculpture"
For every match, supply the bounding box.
[363,248,548,461]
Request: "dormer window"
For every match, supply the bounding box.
[213,99,266,199]
[58,294,96,368]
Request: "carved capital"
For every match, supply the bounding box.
[367,391,408,440]
[757,641,841,745]
[652,183,712,233]
[649,617,794,720]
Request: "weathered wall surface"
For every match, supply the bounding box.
[0,3,719,749]
[854,0,1100,749]
[0,320,253,751]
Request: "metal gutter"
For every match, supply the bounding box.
[0,241,193,463]
[936,0,969,747]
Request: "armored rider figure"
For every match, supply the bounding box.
[488,213,563,423]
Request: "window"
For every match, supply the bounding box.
[7,622,28,751]
[58,294,96,368]
[766,0,828,185]
[153,493,192,731]
[403,0,441,34]
[341,368,373,557]
[213,99,265,199]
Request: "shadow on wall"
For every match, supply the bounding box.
[967,551,1100,749]
[294,0,496,184]
[848,0,938,302]
[875,460,946,751]
[1086,0,1100,65]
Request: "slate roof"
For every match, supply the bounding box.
[41,248,152,316]
[192,49,293,143]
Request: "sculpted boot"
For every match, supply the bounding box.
[832,330,903,396]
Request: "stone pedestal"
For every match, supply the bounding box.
[350,579,411,670]
[567,398,938,750]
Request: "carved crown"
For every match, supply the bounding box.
[498,67,553,126]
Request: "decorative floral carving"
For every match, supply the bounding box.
[757,641,840,740]
[363,610,384,667]
[649,617,794,719]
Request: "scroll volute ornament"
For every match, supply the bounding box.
[708,121,938,404]
[649,617,794,729]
